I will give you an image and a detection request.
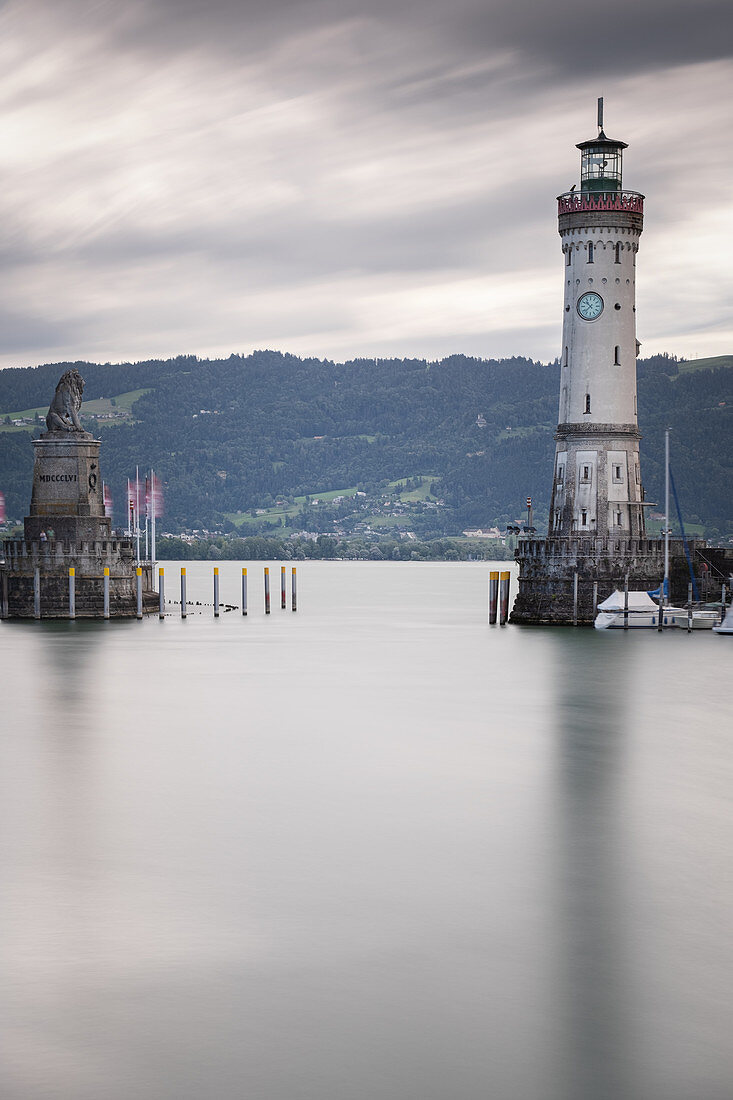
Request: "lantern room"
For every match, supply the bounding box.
[576,132,627,194]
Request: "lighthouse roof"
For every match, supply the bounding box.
[576,129,628,151]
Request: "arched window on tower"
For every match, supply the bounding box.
[614,345,621,365]
[587,242,594,263]
[566,248,571,266]
[584,393,591,414]
[615,242,622,263]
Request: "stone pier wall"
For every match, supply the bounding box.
[511,535,704,625]
[1,538,157,618]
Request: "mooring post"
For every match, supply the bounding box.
[103,566,110,619]
[592,580,598,619]
[657,578,664,631]
[264,567,271,614]
[291,566,297,612]
[623,572,629,631]
[181,567,187,618]
[687,582,693,633]
[281,565,286,609]
[136,567,143,619]
[499,570,510,625]
[572,571,578,627]
[213,567,220,617]
[722,584,727,625]
[69,567,75,620]
[489,571,499,624]
[159,567,165,619]
[34,566,41,620]
[242,567,248,615]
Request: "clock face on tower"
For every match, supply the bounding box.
[577,292,604,320]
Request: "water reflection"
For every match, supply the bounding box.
[550,632,638,1100]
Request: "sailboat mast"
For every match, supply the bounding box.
[663,428,670,603]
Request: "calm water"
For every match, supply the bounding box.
[1,561,732,1100]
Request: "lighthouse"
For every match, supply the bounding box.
[510,103,700,624]
[550,99,646,540]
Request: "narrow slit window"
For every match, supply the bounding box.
[582,465,590,481]
[557,464,564,482]
[581,510,587,526]
[584,394,591,414]
[614,345,621,365]
[564,346,568,367]
[566,248,571,266]
[587,242,594,263]
[615,511,622,526]
[615,242,622,263]
[613,464,622,481]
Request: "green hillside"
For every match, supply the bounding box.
[0,352,730,539]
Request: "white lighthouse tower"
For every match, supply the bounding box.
[549,99,646,540]
[510,103,682,624]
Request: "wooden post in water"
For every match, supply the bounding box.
[181,567,187,618]
[242,567,248,616]
[291,567,297,612]
[687,582,693,633]
[489,571,499,624]
[213,567,219,617]
[623,572,629,631]
[281,565,286,609]
[572,571,578,626]
[69,567,75,620]
[499,570,510,625]
[136,567,143,619]
[103,566,110,619]
[34,566,41,620]
[264,567,270,614]
[159,567,165,619]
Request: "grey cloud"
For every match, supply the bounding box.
[96,0,733,79]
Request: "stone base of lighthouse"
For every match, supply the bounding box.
[511,535,704,625]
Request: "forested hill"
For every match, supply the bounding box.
[1,351,731,536]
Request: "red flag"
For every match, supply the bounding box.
[149,473,164,517]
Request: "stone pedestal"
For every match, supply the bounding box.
[24,431,111,544]
[1,426,157,619]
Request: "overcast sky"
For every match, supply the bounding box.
[0,0,731,369]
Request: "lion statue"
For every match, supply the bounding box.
[46,369,85,432]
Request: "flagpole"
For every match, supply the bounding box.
[135,465,141,563]
[144,474,149,562]
[663,428,670,607]
[151,468,157,589]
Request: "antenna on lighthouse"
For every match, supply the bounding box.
[597,97,604,133]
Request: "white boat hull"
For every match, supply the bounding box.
[669,610,721,631]
[594,608,683,630]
